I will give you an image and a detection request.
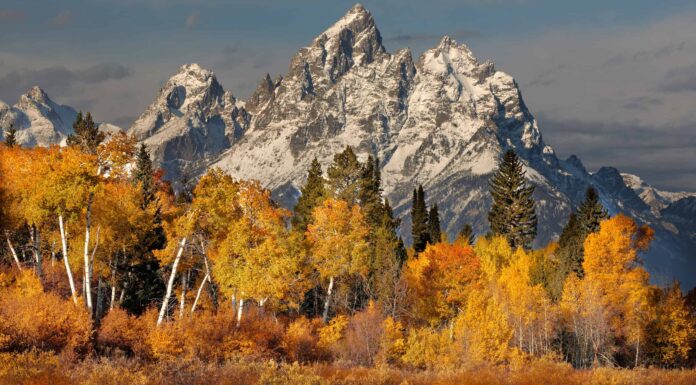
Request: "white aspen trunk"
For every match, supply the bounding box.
[119,287,126,304]
[322,276,335,324]
[178,271,188,319]
[6,233,22,271]
[110,285,116,311]
[31,226,42,280]
[258,297,267,315]
[157,237,187,326]
[231,293,237,314]
[58,215,78,304]
[190,274,209,314]
[236,298,244,328]
[83,193,94,314]
[635,334,640,367]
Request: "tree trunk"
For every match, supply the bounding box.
[191,274,209,314]
[6,233,22,271]
[96,278,104,320]
[635,335,640,368]
[83,193,94,314]
[157,237,187,326]
[322,276,335,324]
[236,298,244,328]
[58,215,78,304]
[178,270,188,319]
[32,226,42,280]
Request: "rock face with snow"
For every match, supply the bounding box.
[0,86,78,147]
[121,5,696,287]
[128,63,250,186]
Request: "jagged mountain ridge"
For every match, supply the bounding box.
[10,5,692,287]
[129,63,250,185]
[0,86,123,146]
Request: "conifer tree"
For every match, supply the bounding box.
[292,158,326,232]
[487,149,537,250]
[411,185,430,253]
[326,146,362,205]
[4,124,17,147]
[67,112,105,154]
[458,223,476,245]
[577,187,609,234]
[428,204,441,244]
[133,143,156,208]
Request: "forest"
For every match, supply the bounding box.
[0,116,695,385]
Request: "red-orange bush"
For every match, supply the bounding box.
[97,307,152,358]
[0,271,91,355]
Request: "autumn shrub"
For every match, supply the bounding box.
[97,307,151,358]
[335,302,385,366]
[0,271,91,355]
[400,326,461,370]
[282,317,322,362]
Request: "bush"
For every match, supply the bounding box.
[283,317,322,363]
[97,307,151,358]
[0,271,91,355]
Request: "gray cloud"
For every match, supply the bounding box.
[603,41,686,67]
[52,11,73,27]
[539,114,696,191]
[0,63,133,103]
[621,96,664,111]
[657,63,696,92]
[386,28,481,44]
[185,12,199,29]
[0,10,25,22]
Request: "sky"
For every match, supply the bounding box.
[0,0,695,191]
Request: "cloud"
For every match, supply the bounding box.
[185,12,199,29]
[0,10,25,22]
[386,28,481,44]
[603,41,686,67]
[538,114,696,191]
[621,96,664,110]
[656,63,696,93]
[52,11,73,27]
[0,63,133,103]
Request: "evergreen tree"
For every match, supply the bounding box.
[428,204,442,244]
[359,155,384,226]
[67,112,105,154]
[577,187,609,234]
[133,143,156,208]
[4,124,17,147]
[411,185,430,253]
[487,149,538,249]
[326,146,362,205]
[292,158,326,232]
[458,223,476,245]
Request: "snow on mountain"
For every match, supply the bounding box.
[128,63,250,186]
[123,4,696,287]
[0,86,78,146]
[622,172,695,212]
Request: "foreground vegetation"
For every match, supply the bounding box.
[0,115,695,384]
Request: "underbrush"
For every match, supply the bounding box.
[1,352,695,385]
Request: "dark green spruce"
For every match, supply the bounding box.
[67,112,105,154]
[4,124,17,147]
[411,185,430,253]
[292,158,326,232]
[428,204,442,244]
[487,149,538,250]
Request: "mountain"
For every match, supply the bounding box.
[76,5,696,287]
[0,86,124,147]
[622,172,695,213]
[0,86,78,146]
[128,63,250,187]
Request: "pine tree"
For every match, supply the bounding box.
[487,149,537,250]
[292,158,326,232]
[458,223,476,245]
[359,155,384,227]
[67,112,105,154]
[4,124,17,147]
[326,146,362,205]
[428,204,442,244]
[133,143,156,208]
[411,185,430,253]
[577,187,609,234]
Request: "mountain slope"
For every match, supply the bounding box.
[132,4,695,287]
[0,86,78,146]
[129,63,250,186]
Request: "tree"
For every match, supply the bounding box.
[487,149,537,250]
[649,282,695,367]
[411,185,430,253]
[577,187,609,235]
[67,112,105,155]
[325,146,363,205]
[4,124,17,148]
[133,143,156,208]
[306,198,370,323]
[457,223,476,245]
[292,158,326,232]
[428,204,441,244]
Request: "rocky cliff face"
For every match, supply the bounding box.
[0,86,78,147]
[128,63,250,186]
